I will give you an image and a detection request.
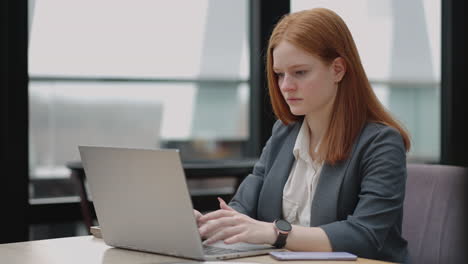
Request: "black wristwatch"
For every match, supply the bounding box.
[272,219,292,248]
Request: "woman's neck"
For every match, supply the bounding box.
[304,107,333,154]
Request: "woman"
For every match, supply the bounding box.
[196,8,410,263]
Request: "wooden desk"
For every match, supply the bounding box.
[0,236,394,264]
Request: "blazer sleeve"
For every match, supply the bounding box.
[228,121,281,218]
[319,126,407,258]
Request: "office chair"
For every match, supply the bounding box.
[403,163,468,264]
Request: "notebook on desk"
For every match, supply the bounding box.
[79,146,279,260]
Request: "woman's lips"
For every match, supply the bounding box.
[287,98,302,103]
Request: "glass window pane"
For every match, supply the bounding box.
[372,84,440,161]
[291,0,441,162]
[291,0,440,82]
[29,81,249,179]
[29,0,249,79]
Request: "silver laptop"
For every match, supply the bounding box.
[79,146,279,260]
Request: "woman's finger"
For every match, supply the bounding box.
[199,209,236,223]
[222,232,247,244]
[194,209,202,219]
[193,209,203,227]
[199,216,240,238]
[203,225,244,245]
[217,197,235,211]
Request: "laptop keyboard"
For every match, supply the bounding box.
[203,245,245,255]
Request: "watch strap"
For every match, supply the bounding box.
[273,232,288,248]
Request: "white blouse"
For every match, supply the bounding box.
[282,121,323,227]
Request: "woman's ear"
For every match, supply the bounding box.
[332,57,346,83]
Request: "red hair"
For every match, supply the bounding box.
[266,8,411,164]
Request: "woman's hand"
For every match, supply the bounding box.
[198,197,276,245]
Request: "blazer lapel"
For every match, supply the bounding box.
[309,123,367,226]
[257,122,301,222]
[309,160,350,226]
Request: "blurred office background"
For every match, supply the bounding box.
[2,0,467,243]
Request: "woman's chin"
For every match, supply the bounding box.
[289,108,306,116]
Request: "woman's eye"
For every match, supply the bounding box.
[295,70,307,76]
[275,72,285,78]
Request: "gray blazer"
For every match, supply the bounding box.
[229,120,409,263]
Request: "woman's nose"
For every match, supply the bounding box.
[280,75,296,92]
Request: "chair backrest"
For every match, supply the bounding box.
[403,163,468,264]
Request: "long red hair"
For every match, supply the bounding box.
[266,8,411,164]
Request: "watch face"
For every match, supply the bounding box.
[275,219,292,232]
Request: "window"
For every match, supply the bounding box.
[291,0,441,162]
[29,0,250,198]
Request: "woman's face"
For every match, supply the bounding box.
[272,41,343,117]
